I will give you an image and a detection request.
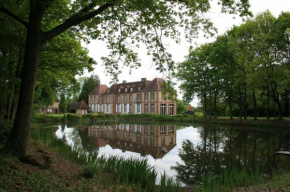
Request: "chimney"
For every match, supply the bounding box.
[141,78,146,81]
[123,80,127,83]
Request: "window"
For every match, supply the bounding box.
[144,93,148,101]
[107,89,110,93]
[125,88,127,92]
[118,96,121,103]
[129,104,132,113]
[130,87,133,92]
[129,133,133,140]
[150,126,155,134]
[107,96,110,103]
[137,94,141,102]
[144,125,148,133]
[137,103,141,114]
[99,104,102,112]
[160,126,166,134]
[151,104,155,114]
[130,95,133,101]
[117,104,119,112]
[99,95,102,102]
[160,104,166,114]
[169,104,174,115]
[118,88,121,92]
[124,133,127,139]
[117,131,120,138]
[169,136,173,144]
[94,96,97,102]
[144,136,148,145]
[150,137,154,146]
[151,92,155,100]
[144,104,148,113]
[162,137,165,145]
[169,125,174,133]
[137,125,141,133]
[107,104,110,113]
[138,87,141,91]
[129,124,132,131]
[124,104,127,113]
[136,134,141,142]
[124,95,127,102]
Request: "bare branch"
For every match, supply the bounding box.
[43,3,113,42]
[0,6,28,28]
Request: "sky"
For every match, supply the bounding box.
[81,0,290,107]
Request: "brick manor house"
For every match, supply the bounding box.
[88,78,176,115]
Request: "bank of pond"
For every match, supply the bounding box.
[33,113,290,129]
[9,122,288,191]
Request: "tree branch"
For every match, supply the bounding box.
[43,3,113,42]
[0,6,28,28]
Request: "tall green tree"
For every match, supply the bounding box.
[78,74,100,103]
[178,11,290,120]
[0,0,250,156]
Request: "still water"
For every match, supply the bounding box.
[54,123,290,185]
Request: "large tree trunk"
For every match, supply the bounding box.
[9,46,23,122]
[4,2,44,156]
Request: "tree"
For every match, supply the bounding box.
[176,99,188,114]
[0,0,251,156]
[59,93,68,112]
[78,74,100,103]
[178,11,290,120]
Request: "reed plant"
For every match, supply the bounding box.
[201,168,262,192]
[30,127,180,191]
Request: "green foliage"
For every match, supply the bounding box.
[59,93,68,112]
[176,99,188,114]
[177,11,290,119]
[78,74,100,103]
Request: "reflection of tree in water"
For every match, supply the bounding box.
[172,126,224,185]
[172,126,290,186]
[78,128,99,153]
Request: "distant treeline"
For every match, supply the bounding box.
[177,11,290,120]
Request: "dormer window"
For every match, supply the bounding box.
[107,89,110,93]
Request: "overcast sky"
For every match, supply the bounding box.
[81,0,290,107]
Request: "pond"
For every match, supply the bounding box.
[53,123,290,186]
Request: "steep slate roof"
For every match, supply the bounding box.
[89,78,168,96]
[89,84,108,95]
[68,101,89,110]
[143,78,166,91]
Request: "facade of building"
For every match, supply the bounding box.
[88,124,176,159]
[38,100,60,114]
[68,101,89,115]
[88,78,176,115]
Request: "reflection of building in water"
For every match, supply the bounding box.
[88,124,176,159]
